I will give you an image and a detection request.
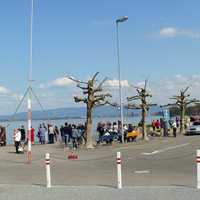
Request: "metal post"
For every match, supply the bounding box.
[27,0,34,163]
[45,153,51,188]
[116,22,124,143]
[197,150,200,189]
[117,152,122,189]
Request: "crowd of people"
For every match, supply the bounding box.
[96,121,140,144]
[151,116,191,137]
[12,120,140,153]
[151,118,176,137]
[11,117,192,154]
[13,123,86,154]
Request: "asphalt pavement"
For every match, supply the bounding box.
[0,185,200,200]
[0,135,200,199]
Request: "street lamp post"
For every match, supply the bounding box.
[27,0,34,163]
[116,16,128,143]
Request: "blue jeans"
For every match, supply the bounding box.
[64,135,69,147]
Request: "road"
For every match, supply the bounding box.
[0,135,200,199]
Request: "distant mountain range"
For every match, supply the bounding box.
[0,105,163,122]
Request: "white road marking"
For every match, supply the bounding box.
[142,151,158,156]
[141,143,190,156]
[134,170,150,174]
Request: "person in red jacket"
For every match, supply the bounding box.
[155,120,160,130]
[31,127,35,144]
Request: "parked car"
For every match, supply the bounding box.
[186,121,200,135]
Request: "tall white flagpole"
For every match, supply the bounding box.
[27,0,34,163]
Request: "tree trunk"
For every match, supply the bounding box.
[86,104,94,149]
[180,106,185,134]
[142,108,148,141]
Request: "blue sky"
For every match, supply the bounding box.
[1,0,200,114]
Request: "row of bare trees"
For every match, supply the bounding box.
[67,72,199,148]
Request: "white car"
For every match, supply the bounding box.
[186,121,200,135]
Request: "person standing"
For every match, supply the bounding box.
[13,128,21,154]
[49,125,54,144]
[54,126,59,143]
[96,123,103,144]
[63,123,71,147]
[163,120,168,137]
[41,124,47,144]
[31,127,35,145]
[172,121,177,137]
[42,123,48,144]
[20,125,26,149]
[20,125,26,143]
[72,125,78,149]
[152,120,156,131]
[60,125,64,142]
[155,119,160,130]
[37,124,42,144]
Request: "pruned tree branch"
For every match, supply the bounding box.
[65,74,87,84]
[182,86,189,94]
[125,103,141,109]
[93,77,108,93]
[77,83,88,90]
[127,95,141,101]
[186,98,200,105]
[74,96,87,103]
[92,72,99,83]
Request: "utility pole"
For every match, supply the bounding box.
[115,16,128,143]
[27,0,34,163]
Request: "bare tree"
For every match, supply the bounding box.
[127,80,155,140]
[170,87,199,134]
[67,72,112,149]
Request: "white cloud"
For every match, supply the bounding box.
[159,27,200,39]
[51,77,73,87]
[0,86,10,94]
[148,74,200,104]
[39,77,74,89]
[160,27,177,37]
[136,81,145,88]
[105,79,130,88]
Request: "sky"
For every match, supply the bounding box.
[1,0,200,114]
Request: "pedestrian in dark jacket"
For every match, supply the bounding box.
[63,123,72,148]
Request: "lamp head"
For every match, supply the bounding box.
[116,16,128,23]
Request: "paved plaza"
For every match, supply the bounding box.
[0,135,200,199]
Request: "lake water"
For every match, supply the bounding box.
[1,115,162,145]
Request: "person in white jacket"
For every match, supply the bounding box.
[172,121,177,137]
[13,128,21,154]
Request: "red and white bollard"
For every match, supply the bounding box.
[197,150,200,189]
[45,153,51,188]
[117,152,122,189]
